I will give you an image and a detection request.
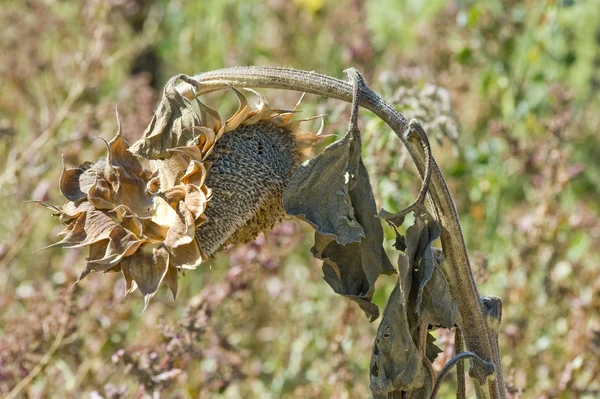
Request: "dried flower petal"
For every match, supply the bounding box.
[41,78,319,307]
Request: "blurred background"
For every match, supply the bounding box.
[1,0,599,398]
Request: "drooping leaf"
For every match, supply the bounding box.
[350,160,397,282]
[313,232,379,321]
[371,208,456,397]
[312,160,396,321]
[421,252,459,328]
[129,74,204,160]
[283,72,363,244]
[169,240,203,270]
[370,281,427,396]
[403,209,441,317]
[282,130,364,244]
[286,69,394,320]
[162,264,179,300]
[398,209,457,328]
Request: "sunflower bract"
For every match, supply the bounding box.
[40,74,318,306]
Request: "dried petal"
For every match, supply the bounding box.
[59,159,92,202]
[123,244,170,309]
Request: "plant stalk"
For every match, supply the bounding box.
[178,66,506,398]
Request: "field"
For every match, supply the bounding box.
[1,0,599,398]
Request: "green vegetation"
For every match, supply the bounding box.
[1,0,599,397]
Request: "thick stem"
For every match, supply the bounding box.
[178,66,505,398]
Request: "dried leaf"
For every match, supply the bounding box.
[370,282,427,396]
[282,131,364,244]
[285,69,394,320]
[371,209,456,396]
[129,74,203,160]
[399,209,457,328]
[350,160,397,282]
[426,331,442,363]
[286,69,393,321]
[169,240,203,270]
[312,161,395,321]
[283,71,364,245]
[162,265,179,300]
[313,232,379,320]
[421,255,458,328]
[41,203,121,250]
[405,209,441,317]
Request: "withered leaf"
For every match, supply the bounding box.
[371,209,456,396]
[421,255,458,328]
[162,265,179,301]
[399,209,457,328]
[129,74,204,160]
[426,331,442,363]
[350,160,397,283]
[313,232,379,321]
[40,203,121,250]
[283,73,363,245]
[404,209,441,317]
[282,131,364,244]
[312,160,396,321]
[370,281,427,396]
[286,69,394,320]
[169,239,203,270]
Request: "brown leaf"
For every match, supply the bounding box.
[168,240,202,270]
[420,252,458,328]
[283,131,364,244]
[41,203,119,249]
[129,74,204,160]
[87,174,113,210]
[399,209,456,328]
[370,209,455,396]
[313,232,379,320]
[350,160,397,281]
[152,191,196,248]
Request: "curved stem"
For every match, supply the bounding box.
[430,351,494,399]
[178,66,505,398]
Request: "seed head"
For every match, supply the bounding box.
[40,75,319,306]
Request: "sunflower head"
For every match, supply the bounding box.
[40,74,319,307]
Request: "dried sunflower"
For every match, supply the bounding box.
[40,74,319,307]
